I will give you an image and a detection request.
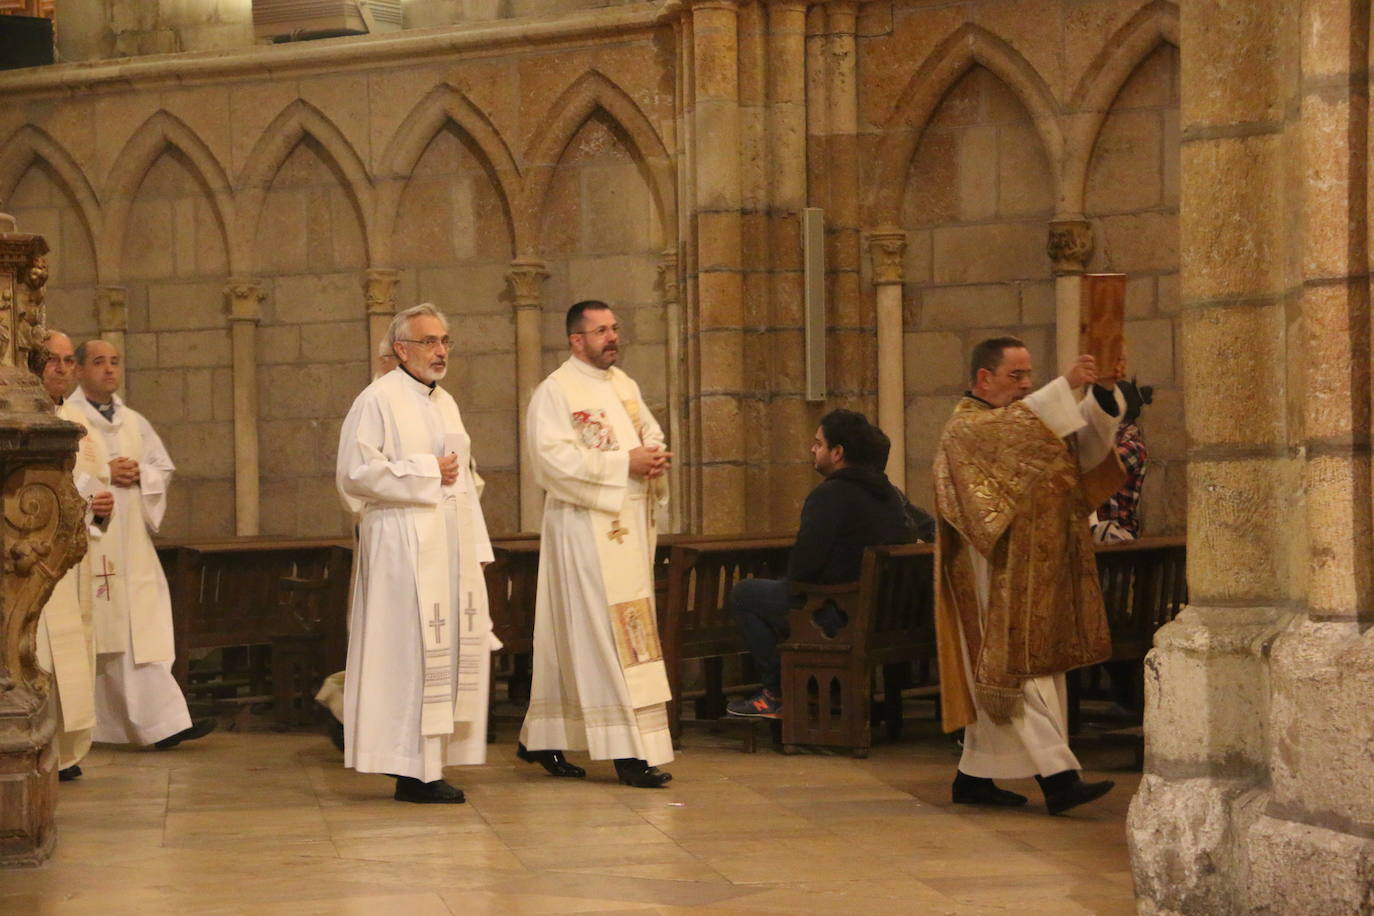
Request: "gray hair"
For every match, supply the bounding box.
[384,303,449,355]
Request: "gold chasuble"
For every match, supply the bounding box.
[933,394,1125,732]
[552,361,672,710]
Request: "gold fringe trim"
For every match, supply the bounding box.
[975,684,1024,725]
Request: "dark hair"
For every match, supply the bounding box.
[819,409,879,468]
[867,424,892,472]
[1119,378,1154,424]
[566,300,611,336]
[969,336,1026,384]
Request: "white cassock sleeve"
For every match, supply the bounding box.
[337,391,443,509]
[135,415,175,533]
[527,380,629,515]
[1022,376,1124,471]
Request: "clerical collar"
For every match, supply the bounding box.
[568,355,611,380]
[398,362,437,393]
[963,391,994,408]
[94,400,117,422]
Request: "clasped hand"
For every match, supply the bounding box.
[109,457,140,488]
[629,446,672,480]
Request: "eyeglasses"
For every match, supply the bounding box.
[44,355,77,367]
[397,336,452,350]
[572,324,620,337]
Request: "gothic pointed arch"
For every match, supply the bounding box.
[237,98,376,270]
[1062,1,1180,215]
[521,70,675,257]
[0,124,102,280]
[869,24,1063,225]
[102,110,236,281]
[377,83,520,260]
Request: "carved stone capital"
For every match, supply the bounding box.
[1047,219,1093,276]
[363,268,401,316]
[507,258,549,311]
[95,287,128,333]
[224,280,265,323]
[866,229,907,286]
[658,250,680,304]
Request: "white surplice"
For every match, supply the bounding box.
[518,357,673,767]
[66,388,192,746]
[957,377,1124,779]
[337,368,496,783]
[34,399,110,767]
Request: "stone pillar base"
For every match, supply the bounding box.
[1127,775,1266,915]
[1246,813,1374,913]
[0,701,57,868]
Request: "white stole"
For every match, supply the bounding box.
[376,372,488,736]
[35,400,106,730]
[82,406,172,663]
[552,362,672,710]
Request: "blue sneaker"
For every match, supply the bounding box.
[727,688,782,719]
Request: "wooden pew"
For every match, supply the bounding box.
[1069,535,1188,734]
[662,536,794,735]
[158,536,352,726]
[780,543,935,757]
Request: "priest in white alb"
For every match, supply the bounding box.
[69,339,215,751]
[934,336,1123,815]
[518,300,674,788]
[32,330,113,781]
[336,303,496,804]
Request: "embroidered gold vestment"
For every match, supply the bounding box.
[933,395,1125,732]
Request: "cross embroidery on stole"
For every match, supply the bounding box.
[428,602,446,641]
[95,556,116,600]
[607,520,628,544]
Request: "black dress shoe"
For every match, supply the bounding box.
[58,765,82,782]
[951,771,1027,807]
[613,757,672,788]
[327,720,345,753]
[153,718,217,750]
[517,742,586,778]
[1036,770,1114,815]
[393,776,465,804]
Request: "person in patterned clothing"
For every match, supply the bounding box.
[1091,379,1152,543]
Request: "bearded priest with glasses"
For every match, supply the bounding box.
[516,299,675,789]
[336,303,497,804]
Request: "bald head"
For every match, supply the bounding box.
[38,330,76,403]
[75,338,122,403]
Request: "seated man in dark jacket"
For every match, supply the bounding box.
[726,409,918,719]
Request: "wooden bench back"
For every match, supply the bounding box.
[784,542,934,660]
[664,537,794,657]
[1094,535,1187,659]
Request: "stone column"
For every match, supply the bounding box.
[363,268,400,365]
[689,0,748,533]
[1127,1,1327,910]
[764,0,810,531]
[1047,219,1092,371]
[224,281,264,537]
[658,250,683,532]
[94,286,128,396]
[0,226,87,868]
[824,0,864,395]
[507,258,547,533]
[867,229,906,491]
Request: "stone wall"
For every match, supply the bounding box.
[3,0,1184,541]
